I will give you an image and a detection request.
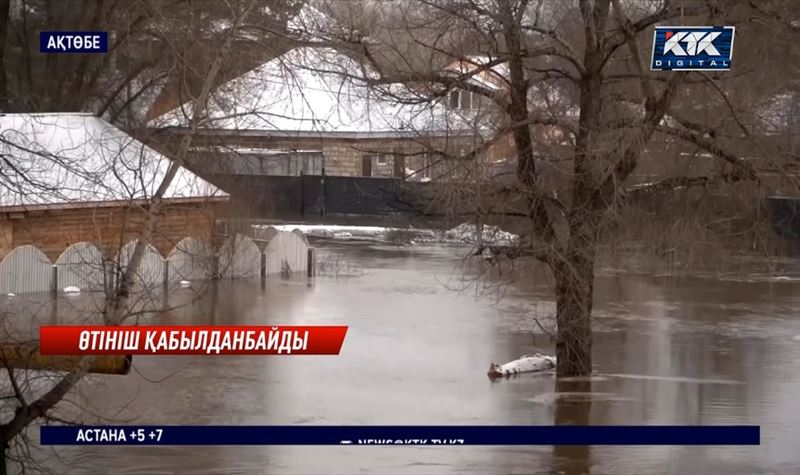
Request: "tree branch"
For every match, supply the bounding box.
[655,123,759,181]
[624,173,747,201]
[0,358,93,442]
[605,1,710,52]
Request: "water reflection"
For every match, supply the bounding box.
[1,241,797,474]
[551,380,592,475]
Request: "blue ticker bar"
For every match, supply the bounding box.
[40,425,760,446]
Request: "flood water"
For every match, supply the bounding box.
[11,241,800,474]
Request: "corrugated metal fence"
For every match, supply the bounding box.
[265,231,308,275]
[0,245,53,295]
[0,229,312,296]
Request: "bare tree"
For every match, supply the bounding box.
[291,0,799,376]
[0,0,305,122]
[0,1,267,472]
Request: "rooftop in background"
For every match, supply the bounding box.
[447,56,510,91]
[152,47,498,137]
[0,113,225,210]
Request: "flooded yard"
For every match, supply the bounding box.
[14,240,800,474]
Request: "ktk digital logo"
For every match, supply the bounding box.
[651,26,735,71]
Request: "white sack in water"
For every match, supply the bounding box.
[488,353,556,378]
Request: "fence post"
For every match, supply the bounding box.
[320,168,327,217]
[307,248,316,278]
[51,265,58,295]
[163,259,170,293]
[260,252,266,280]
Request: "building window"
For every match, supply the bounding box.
[422,153,432,178]
[376,155,388,165]
[449,89,477,110]
[449,90,460,109]
[405,153,432,181]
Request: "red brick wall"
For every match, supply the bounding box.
[0,200,227,261]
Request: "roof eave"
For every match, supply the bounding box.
[152,126,480,140]
[0,195,229,215]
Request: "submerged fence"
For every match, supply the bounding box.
[0,228,311,296]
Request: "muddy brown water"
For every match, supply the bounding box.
[4,240,800,474]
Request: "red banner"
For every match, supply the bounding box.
[39,326,348,356]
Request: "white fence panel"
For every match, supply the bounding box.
[265,231,308,275]
[219,234,262,279]
[167,237,214,283]
[0,231,311,295]
[55,242,105,292]
[117,240,166,291]
[0,245,53,294]
[257,226,279,242]
[292,228,309,245]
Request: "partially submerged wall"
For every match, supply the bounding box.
[0,199,227,261]
[0,229,311,295]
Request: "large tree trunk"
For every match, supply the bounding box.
[553,1,605,377]
[554,256,594,377]
[553,217,597,377]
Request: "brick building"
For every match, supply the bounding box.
[143,47,753,200]
[146,47,499,182]
[0,113,228,260]
[150,129,488,179]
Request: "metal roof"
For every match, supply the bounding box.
[0,113,226,210]
[153,47,498,137]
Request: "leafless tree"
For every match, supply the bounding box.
[0,0,305,122]
[289,0,799,377]
[0,1,278,472]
